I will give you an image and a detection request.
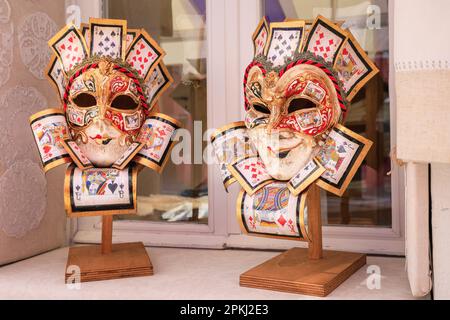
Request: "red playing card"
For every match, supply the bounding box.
[125,31,164,80]
[50,26,87,74]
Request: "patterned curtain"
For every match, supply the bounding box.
[0,0,66,265]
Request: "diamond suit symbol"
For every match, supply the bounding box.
[278,215,286,226]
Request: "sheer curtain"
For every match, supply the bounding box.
[0,0,67,265]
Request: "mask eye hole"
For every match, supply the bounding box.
[252,103,271,114]
[73,93,97,108]
[111,94,139,110]
[287,98,317,113]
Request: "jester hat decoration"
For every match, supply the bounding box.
[30,18,180,216]
[212,16,378,241]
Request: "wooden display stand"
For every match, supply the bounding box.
[239,184,366,297]
[65,216,153,283]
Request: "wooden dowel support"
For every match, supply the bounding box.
[307,183,323,260]
[101,215,113,255]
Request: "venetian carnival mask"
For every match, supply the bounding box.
[27,19,183,285]
[30,18,181,217]
[238,17,378,183]
[244,63,342,180]
[66,60,146,167]
[212,16,379,241]
[42,18,176,169]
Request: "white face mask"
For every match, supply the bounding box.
[244,65,341,180]
[66,60,145,167]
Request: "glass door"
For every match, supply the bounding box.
[227,0,404,255]
[105,0,209,225]
[72,0,233,249]
[262,0,393,228]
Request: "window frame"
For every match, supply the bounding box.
[70,0,405,255]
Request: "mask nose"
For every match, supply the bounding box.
[98,101,108,119]
[94,101,110,128]
[93,117,107,133]
[266,100,287,133]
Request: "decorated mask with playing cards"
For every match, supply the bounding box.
[212,16,378,241]
[44,18,177,168]
[243,18,357,181]
[30,18,181,217]
[244,63,343,180]
[65,60,147,167]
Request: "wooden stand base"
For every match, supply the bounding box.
[240,248,366,297]
[65,242,153,283]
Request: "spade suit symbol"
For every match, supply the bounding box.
[108,182,118,194]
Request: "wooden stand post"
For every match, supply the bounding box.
[101,216,113,254]
[307,183,323,260]
[239,184,367,297]
[65,216,153,283]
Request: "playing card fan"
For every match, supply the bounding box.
[212,15,378,296]
[29,18,180,282]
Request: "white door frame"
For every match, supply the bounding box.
[69,0,405,255]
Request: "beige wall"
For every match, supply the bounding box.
[0,0,67,265]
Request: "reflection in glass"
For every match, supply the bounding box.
[108,0,208,224]
[264,0,391,227]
